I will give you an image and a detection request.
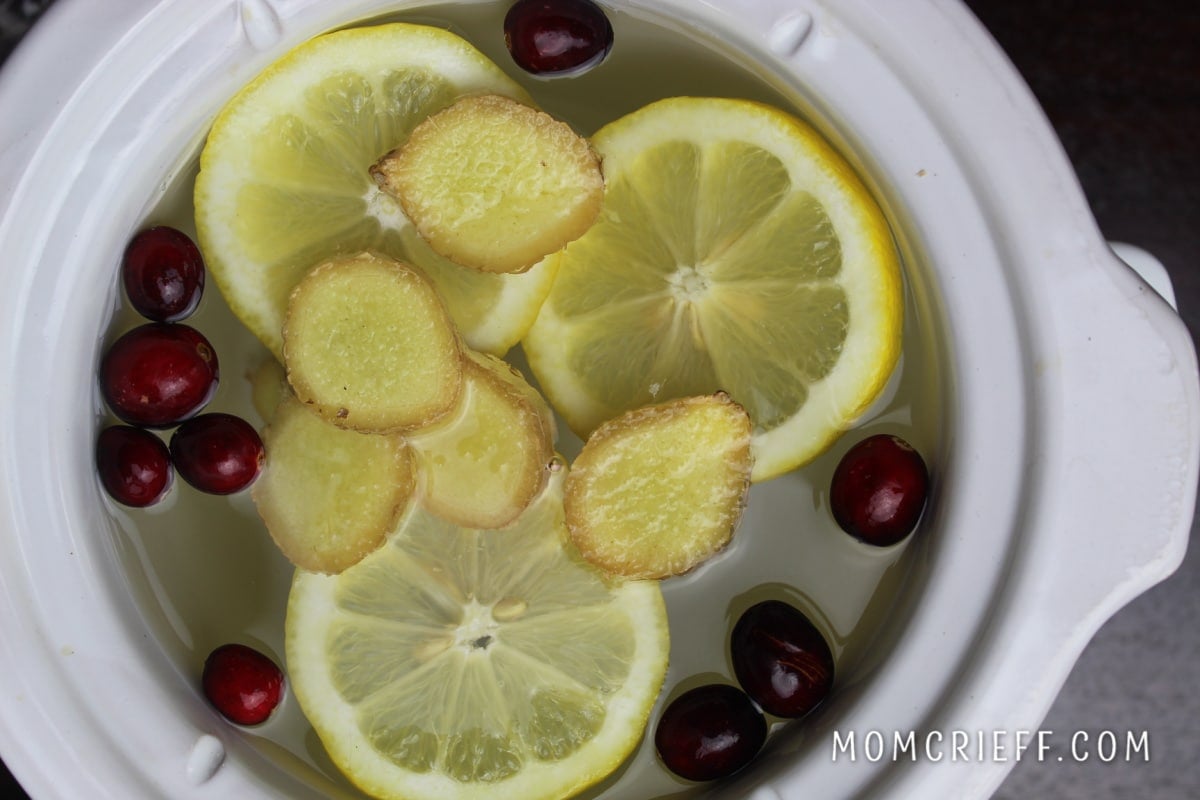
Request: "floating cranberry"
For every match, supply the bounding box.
[99,323,218,428]
[829,433,929,546]
[654,684,766,782]
[95,425,173,507]
[170,413,264,495]
[122,226,205,322]
[202,643,284,726]
[504,0,614,76]
[731,600,834,719]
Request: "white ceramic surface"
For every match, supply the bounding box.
[0,1,1195,799]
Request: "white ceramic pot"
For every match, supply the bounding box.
[0,1,1196,798]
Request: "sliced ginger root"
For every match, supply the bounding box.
[283,251,463,433]
[252,394,416,573]
[371,94,603,274]
[255,325,555,531]
[406,349,556,529]
[564,393,754,579]
[247,355,287,424]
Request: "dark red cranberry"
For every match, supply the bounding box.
[504,0,614,76]
[655,684,766,782]
[731,600,834,719]
[170,413,264,494]
[202,644,284,726]
[99,323,218,428]
[829,433,929,546]
[122,226,205,322]
[95,425,173,507]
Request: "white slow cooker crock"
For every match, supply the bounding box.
[0,1,1196,798]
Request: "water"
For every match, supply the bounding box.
[101,2,944,797]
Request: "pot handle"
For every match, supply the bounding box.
[1111,242,1177,309]
[1034,241,1198,636]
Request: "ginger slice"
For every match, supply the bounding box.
[406,349,556,529]
[247,355,287,424]
[252,394,416,574]
[564,394,754,579]
[371,94,603,274]
[283,252,463,433]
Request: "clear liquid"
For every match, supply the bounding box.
[103,3,944,797]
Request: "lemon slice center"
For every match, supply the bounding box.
[667,264,711,303]
[554,136,849,428]
[365,184,409,231]
[454,599,506,651]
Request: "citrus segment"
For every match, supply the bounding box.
[373,94,603,274]
[286,473,669,800]
[388,227,562,356]
[524,97,903,481]
[564,394,753,579]
[194,23,555,358]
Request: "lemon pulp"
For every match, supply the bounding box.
[194,24,558,359]
[524,97,903,480]
[286,475,669,800]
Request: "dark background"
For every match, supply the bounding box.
[2,0,1196,797]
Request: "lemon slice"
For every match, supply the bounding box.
[524,97,903,481]
[286,472,669,800]
[194,23,558,359]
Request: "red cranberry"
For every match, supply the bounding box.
[655,684,766,782]
[731,600,834,719]
[504,0,613,76]
[99,323,218,428]
[202,643,284,726]
[95,425,173,507]
[829,433,929,546]
[170,413,264,495]
[122,226,205,322]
